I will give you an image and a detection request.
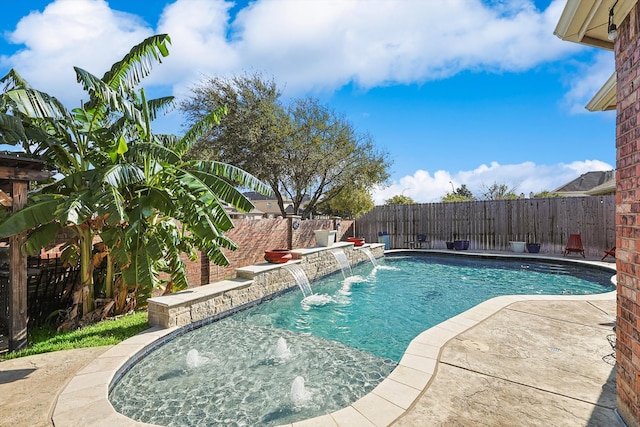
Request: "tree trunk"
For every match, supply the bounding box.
[105,252,114,299]
[79,226,94,315]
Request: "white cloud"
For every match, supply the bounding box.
[562,50,615,114]
[1,0,153,105]
[371,159,614,204]
[0,0,580,104]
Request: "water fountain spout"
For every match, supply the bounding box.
[274,337,292,360]
[284,264,313,297]
[361,247,378,267]
[186,349,209,369]
[331,249,353,278]
[290,376,312,407]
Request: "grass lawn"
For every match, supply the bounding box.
[1,310,148,360]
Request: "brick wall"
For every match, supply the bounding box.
[187,217,354,285]
[615,6,640,427]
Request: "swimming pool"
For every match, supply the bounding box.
[109,254,615,426]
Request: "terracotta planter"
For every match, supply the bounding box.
[347,237,365,247]
[264,249,292,264]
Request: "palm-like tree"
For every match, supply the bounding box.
[0,34,268,322]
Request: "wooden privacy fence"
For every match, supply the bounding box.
[355,196,616,257]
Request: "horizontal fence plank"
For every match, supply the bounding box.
[356,196,615,257]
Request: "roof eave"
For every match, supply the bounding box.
[586,72,617,111]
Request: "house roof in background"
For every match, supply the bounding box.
[553,170,615,194]
[586,174,617,195]
[243,191,274,201]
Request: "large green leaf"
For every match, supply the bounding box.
[101,34,171,93]
[24,222,62,256]
[131,142,181,165]
[188,160,271,196]
[101,163,145,188]
[54,193,94,225]
[185,169,255,212]
[6,88,68,120]
[96,186,128,226]
[146,96,175,122]
[175,106,227,155]
[1,69,32,91]
[0,198,62,238]
[74,67,143,125]
[0,112,27,144]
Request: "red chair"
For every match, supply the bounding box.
[601,247,616,261]
[563,234,585,258]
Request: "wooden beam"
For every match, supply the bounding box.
[8,181,27,352]
[0,166,53,182]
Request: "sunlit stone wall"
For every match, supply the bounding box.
[148,243,384,328]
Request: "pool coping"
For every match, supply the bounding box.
[51,253,617,427]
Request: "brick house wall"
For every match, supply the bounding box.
[614,5,640,427]
[185,217,354,285]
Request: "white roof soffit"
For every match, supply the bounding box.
[586,72,617,111]
[554,0,635,50]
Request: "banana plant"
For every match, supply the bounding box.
[0,34,269,320]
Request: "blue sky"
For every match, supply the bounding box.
[0,0,615,203]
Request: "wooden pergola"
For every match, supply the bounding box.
[0,154,53,351]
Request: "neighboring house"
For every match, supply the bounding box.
[552,170,616,196]
[224,204,265,220]
[243,191,292,218]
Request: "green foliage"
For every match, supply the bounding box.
[0,311,148,360]
[480,182,519,200]
[0,34,268,320]
[532,190,559,198]
[442,184,475,202]
[319,186,374,218]
[182,73,391,218]
[385,194,415,205]
[442,192,469,202]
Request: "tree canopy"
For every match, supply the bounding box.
[181,72,391,218]
[480,182,520,200]
[385,194,415,205]
[317,185,375,219]
[442,184,475,202]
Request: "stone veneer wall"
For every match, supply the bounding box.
[148,243,384,329]
[614,5,640,427]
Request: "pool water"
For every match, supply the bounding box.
[109,254,614,426]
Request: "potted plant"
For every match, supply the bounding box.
[526,242,541,253]
[264,249,293,264]
[314,229,337,247]
[526,230,540,253]
[445,241,455,249]
[454,239,469,250]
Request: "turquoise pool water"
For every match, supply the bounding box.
[110,254,614,426]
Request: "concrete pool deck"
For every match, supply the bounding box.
[0,255,620,427]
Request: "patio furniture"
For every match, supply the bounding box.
[563,234,585,258]
[408,234,428,249]
[601,247,616,261]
